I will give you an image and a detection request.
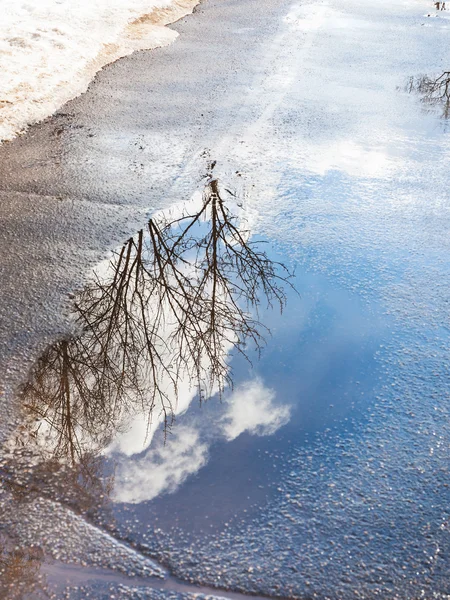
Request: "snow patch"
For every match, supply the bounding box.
[0,0,198,142]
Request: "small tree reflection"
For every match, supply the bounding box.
[19,171,293,465]
[405,72,450,119]
[0,539,46,600]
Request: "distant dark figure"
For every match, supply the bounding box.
[435,1,441,8]
[442,2,446,9]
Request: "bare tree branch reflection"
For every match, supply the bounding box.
[18,170,294,467]
[0,537,47,600]
[147,176,291,400]
[0,171,294,593]
[405,72,450,119]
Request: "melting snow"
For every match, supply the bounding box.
[0,0,198,142]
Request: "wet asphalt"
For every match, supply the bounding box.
[0,0,285,404]
[2,0,450,598]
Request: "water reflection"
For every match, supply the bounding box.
[0,168,294,593]
[0,539,45,600]
[8,166,293,488]
[113,378,291,503]
[405,72,450,119]
[220,379,290,441]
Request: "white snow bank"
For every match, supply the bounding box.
[0,0,198,142]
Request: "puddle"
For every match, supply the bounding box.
[404,71,450,122]
[2,144,450,599]
[0,168,304,598]
[106,269,382,535]
[44,561,295,600]
[2,0,450,596]
[0,166,386,598]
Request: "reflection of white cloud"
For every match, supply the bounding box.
[306,140,391,179]
[221,379,290,441]
[107,376,197,456]
[112,378,290,503]
[113,426,208,504]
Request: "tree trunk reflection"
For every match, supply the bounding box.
[406,71,450,119]
[19,173,293,464]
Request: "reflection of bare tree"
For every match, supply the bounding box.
[18,171,292,463]
[0,534,47,600]
[1,451,112,517]
[0,172,293,596]
[0,551,43,599]
[405,72,450,119]
[146,177,290,400]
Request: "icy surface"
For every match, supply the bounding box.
[0,0,198,142]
